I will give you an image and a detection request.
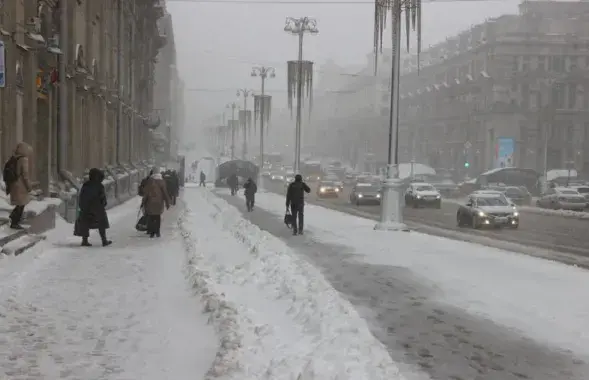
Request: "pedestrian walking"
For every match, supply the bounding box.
[243,177,257,212]
[3,142,33,229]
[142,168,171,238]
[200,171,206,187]
[228,173,239,196]
[286,174,311,235]
[163,170,176,206]
[74,168,112,247]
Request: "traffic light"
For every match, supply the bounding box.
[464,162,470,168]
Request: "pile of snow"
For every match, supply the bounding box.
[179,189,406,380]
[0,192,62,216]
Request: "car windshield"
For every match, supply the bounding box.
[505,188,523,197]
[475,196,508,206]
[320,182,334,187]
[575,187,589,194]
[559,190,579,195]
[357,183,376,190]
[416,185,435,191]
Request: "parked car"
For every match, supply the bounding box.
[536,187,586,210]
[457,193,520,229]
[350,183,381,205]
[571,185,589,207]
[316,181,340,198]
[405,182,441,208]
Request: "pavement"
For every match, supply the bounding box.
[216,189,589,380]
[261,180,589,258]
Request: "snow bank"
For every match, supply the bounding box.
[179,189,407,380]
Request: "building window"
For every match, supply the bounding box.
[521,56,530,71]
[552,84,565,109]
[550,56,564,72]
[568,84,577,109]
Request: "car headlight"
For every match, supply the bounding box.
[478,211,485,217]
[335,188,339,192]
[513,212,519,217]
[376,193,381,198]
[320,187,326,193]
[416,195,421,199]
[436,195,441,199]
[358,194,363,198]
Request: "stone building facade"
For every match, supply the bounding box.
[0,0,177,196]
[320,1,589,177]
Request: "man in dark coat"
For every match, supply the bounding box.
[286,174,311,235]
[74,168,112,247]
[227,173,239,196]
[200,171,206,187]
[163,170,176,206]
[243,177,257,212]
[138,169,153,197]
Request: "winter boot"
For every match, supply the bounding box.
[102,240,112,247]
[81,237,92,247]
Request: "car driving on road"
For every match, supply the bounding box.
[502,186,532,206]
[270,171,285,182]
[317,181,340,198]
[571,185,589,208]
[323,173,344,191]
[405,182,441,208]
[457,193,520,229]
[350,182,381,205]
[536,187,586,210]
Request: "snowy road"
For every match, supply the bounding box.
[0,199,216,380]
[217,190,589,380]
[264,181,589,258]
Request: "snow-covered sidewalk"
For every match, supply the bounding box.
[219,189,589,380]
[180,188,408,379]
[0,197,216,380]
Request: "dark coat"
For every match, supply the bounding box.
[9,142,33,206]
[286,180,311,207]
[200,171,206,181]
[142,174,170,215]
[227,174,238,188]
[243,180,257,199]
[74,168,109,237]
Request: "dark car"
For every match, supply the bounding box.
[350,183,381,205]
[457,193,520,229]
[316,181,340,198]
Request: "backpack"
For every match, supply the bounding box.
[3,156,21,188]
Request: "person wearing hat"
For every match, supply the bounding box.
[285,174,310,235]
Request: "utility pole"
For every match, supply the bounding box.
[251,66,275,188]
[236,88,253,160]
[284,17,318,174]
[58,0,68,174]
[226,102,239,160]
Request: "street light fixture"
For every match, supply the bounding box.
[251,66,276,189]
[236,88,254,160]
[284,16,318,174]
[226,102,240,160]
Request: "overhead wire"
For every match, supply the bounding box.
[168,0,510,3]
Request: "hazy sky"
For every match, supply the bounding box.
[166,0,520,137]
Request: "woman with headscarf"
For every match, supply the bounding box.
[74,168,112,247]
[142,167,171,238]
[4,141,33,229]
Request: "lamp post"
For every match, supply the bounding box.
[236,88,254,160]
[284,17,318,174]
[374,0,420,231]
[251,66,275,189]
[226,102,239,160]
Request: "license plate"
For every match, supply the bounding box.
[495,217,508,223]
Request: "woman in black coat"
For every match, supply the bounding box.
[74,168,112,247]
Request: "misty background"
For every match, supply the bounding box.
[167,0,520,145]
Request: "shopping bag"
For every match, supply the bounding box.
[284,210,293,228]
[135,209,148,232]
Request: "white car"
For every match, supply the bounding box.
[536,187,586,210]
[405,182,441,208]
[271,172,285,181]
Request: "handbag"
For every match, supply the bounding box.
[135,209,148,232]
[284,209,293,227]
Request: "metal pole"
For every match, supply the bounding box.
[116,0,122,164]
[242,95,247,160]
[543,124,549,179]
[58,0,68,173]
[231,105,235,160]
[375,0,407,231]
[259,75,265,188]
[294,28,304,174]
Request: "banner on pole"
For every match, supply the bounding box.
[0,40,5,88]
